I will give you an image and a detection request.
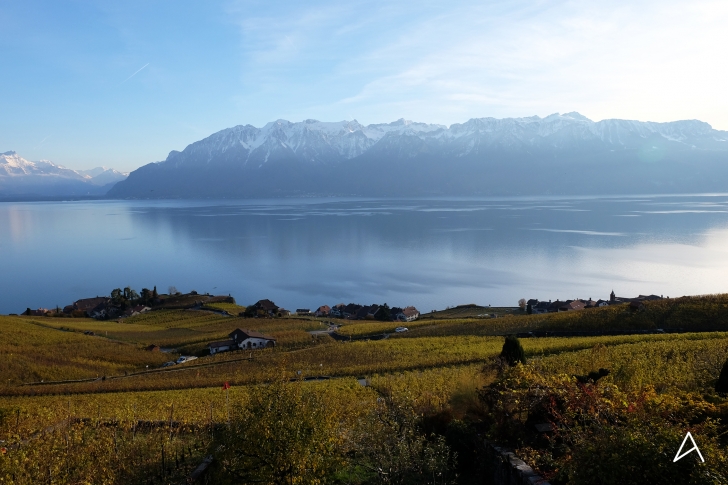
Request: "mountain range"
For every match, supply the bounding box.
[7,112,728,200]
[0,151,127,198]
[107,112,728,198]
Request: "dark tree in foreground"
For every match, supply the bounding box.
[500,335,526,366]
[717,357,728,393]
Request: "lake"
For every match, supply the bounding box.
[2,195,728,315]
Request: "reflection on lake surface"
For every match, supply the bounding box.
[2,195,728,314]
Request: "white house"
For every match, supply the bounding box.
[124,305,152,317]
[229,328,276,350]
[397,306,420,322]
[330,304,345,317]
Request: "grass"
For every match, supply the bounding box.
[4,328,727,427]
[529,335,728,392]
[5,293,728,483]
[8,310,728,395]
[420,305,519,319]
[201,302,246,314]
[0,316,170,387]
[29,310,323,354]
[335,318,438,336]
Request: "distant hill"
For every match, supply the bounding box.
[103,112,728,198]
[0,151,128,198]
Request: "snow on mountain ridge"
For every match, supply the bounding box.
[78,167,129,178]
[159,113,727,170]
[0,152,128,185]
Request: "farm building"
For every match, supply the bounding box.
[208,339,236,355]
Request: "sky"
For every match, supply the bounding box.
[1,0,728,172]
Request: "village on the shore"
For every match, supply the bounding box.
[22,289,421,324]
[20,286,423,359]
[20,286,665,359]
[524,290,665,313]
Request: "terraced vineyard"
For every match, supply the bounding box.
[2,295,728,484]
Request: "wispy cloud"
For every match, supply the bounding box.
[120,62,150,85]
[529,229,626,236]
[226,0,728,128]
[34,135,50,149]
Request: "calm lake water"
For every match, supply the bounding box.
[2,195,728,314]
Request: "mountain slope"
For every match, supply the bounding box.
[108,113,728,198]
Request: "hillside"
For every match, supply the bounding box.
[107,112,728,199]
[2,294,728,483]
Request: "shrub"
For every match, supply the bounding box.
[500,335,526,366]
[216,379,347,484]
[716,357,728,393]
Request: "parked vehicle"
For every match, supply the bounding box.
[161,361,176,367]
[395,326,409,333]
[176,356,198,364]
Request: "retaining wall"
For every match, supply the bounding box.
[485,442,551,485]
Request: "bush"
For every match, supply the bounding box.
[500,335,526,366]
[716,357,728,393]
[565,422,723,485]
[481,364,728,485]
[216,379,346,484]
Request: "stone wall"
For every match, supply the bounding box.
[485,442,551,485]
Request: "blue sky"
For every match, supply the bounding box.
[2,0,727,171]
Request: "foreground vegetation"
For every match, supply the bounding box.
[2,295,728,483]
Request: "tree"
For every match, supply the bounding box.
[376,303,392,321]
[717,357,728,393]
[243,304,258,318]
[527,303,533,314]
[353,390,455,484]
[217,378,345,484]
[500,335,526,366]
[110,288,123,304]
[518,298,527,310]
[168,286,178,295]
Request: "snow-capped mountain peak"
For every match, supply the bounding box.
[0,152,129,196]
[154,114,728,173]
[108,113,728,199]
